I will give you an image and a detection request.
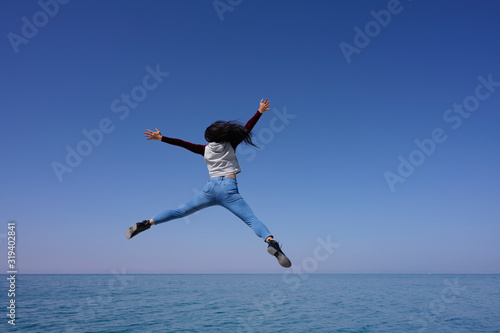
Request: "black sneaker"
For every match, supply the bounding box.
[126,220,151,239]
[267,240,291,268]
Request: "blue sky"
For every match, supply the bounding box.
[1,0,499,274]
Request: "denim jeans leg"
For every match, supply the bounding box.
[152,181,216,224]
[219,180,272,240]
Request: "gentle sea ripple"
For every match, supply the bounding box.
[2,274,499,332]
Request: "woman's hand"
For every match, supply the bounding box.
[144,127,162,141]
[259,98,270,113]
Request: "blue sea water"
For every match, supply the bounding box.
[2,274,499,332]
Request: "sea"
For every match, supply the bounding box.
[2,274,499,332]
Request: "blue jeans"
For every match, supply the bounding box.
[152,177,273,241]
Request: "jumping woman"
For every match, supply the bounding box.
[126,98,291,268]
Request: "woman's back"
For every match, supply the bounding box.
[204,141,241,178]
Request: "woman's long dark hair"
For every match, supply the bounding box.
[204,121,257,148]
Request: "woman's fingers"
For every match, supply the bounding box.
[144,128,159,134]
[144,129,154,139]
[144,127,160,140]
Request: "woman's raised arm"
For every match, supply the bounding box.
[145,127,205,156]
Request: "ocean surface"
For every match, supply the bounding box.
[2,274,499,332]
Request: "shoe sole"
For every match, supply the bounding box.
[126,224,138,240]
[268,247,292,268]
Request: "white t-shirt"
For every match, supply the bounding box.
[204,142,241,177]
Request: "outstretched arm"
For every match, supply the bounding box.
[244,98,270,132]
[144,127,205,156]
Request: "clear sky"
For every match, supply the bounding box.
[1,0,499,274]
